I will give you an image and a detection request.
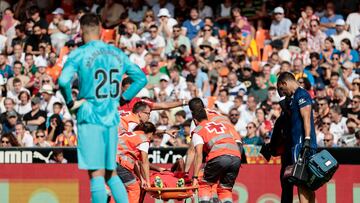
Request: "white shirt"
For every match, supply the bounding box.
[331,31,355,50]
[0,34,7,53]
[7,87,30,105]
[144,35,166,56]
[199,5,213,19]
[15,102,31,116]
[215,100,234,115]
[235,119,247,137]
[129,50,148,68]
[239,107,256,124]
[137,142,150,153]
[21,131,34,147]
[120,34,141,54]
[7,53,25,67]
[346,12,360,38]
[128,5,148,23]
[338,71,359,91]
[41,95,61,116]
[330,117,348,144]
[49,19,73,31]
[158,18,178,36]
[195,36,220,48]
[192,133,204,147]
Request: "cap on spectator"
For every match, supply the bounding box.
[31,97,41,105]
[52,8,65,15]
[160,75,170,82]
[36,58,47,67]
[0,74,7,86]
[335,19,345,26]
[40,84,54,94]
[136,40,146,47]
[219,67,229,77]
[158,8,171,17]
[200,41,214,50]
[215,56,224,62]
[7,110,17,118]
[273,7,284,14]
[150,61,158,67]
[342,61,354,69]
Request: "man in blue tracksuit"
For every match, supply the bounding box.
[59,13,147,203]
[277,72,317,203]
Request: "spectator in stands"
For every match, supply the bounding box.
[0,98,19,123]
[249,73,268,103]
[243,122,263,145]
[323,132,337,147]
[128,0,148,24]
[194,25,219,50]
[307,19,327,53]
[143,25,165,57]
[1,8,19,45]
[305,52,325,88]
[255,108,272,138]
[270,7,292,42]
[227,72,246,101]
[215,89,233,115]
[15,91,31,117]
[0,53,13,79]
[7,61,30,91]
[3,110,18,134]
[47,114,64,142]
[48,8,72,53]
[119,22,141,55]
[138,9,156,37]
[316,116,331,146]
[34,129,51,147]
[338,61,358,91]
[228,108,246,137]
[182,8,204,40]
[340,38,359,63]
[175,110,186,125]
[101,0,125,27]
[240,95,257,124]
[346,3,360,39]
[329,106,348,143]
[169,67,187,96]
[25,24,51,55]
[55,120,77,147]
[1,133,20,147]
[356,131,360,147]
[15,123,33,147]
[157,8,178,38]
[331,19,354,50]
[39,84,61,116]
[23,97,47,132]
[320,2,343,36]
[321,37,339,64]
[165,25,191,54]
[154,75,173,100]
[346,95,360,122]
[188,61,210,97]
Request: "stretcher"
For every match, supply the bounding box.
[145,186,198,201]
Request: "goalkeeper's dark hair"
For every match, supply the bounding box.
[133,122,156,134]
[277,72,296,84]
[80,13,100,27]
[192,108,208,123]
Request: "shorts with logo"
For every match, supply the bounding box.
[77,123,118,170]
[202,155,241,188]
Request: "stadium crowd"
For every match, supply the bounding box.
[0,0,359,149]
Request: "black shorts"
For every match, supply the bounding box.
[203,155,241,188]
[116,164,136,186]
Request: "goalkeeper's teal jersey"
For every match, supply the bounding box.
[59,40,147,127]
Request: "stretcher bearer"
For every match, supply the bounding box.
[59,13,147,203]
[120,101,151,132]
[191,109,241,203]
[117,122,156,203]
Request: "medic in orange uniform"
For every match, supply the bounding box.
[116,122,156,203]
[120,101,151,132]
[191,109,241,203]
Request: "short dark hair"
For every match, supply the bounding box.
[310,52,320,60]
[175,110,186,119]
[330,105,342,115]
[277,72,296,83]
[15,24,25,33]
[133,122,156,134]
[149,24,158,30]
[13,77,21,85]
[299,38,308,43]
[189,97,205,112]
[219,89,229,95]
[331,71,340,78]
[192,108,208,123]
[133,101,149,113]
[173,24,181,29]
[255,72,265,78]
[53,102,63,108]
[122,77,133,87]
[80,13,100,27]
[13,61,22,67]
[186,74,195,83]
[29,6,40,16]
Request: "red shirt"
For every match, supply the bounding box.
[119,97,154,112]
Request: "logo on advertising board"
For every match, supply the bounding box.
[0,150,53,163]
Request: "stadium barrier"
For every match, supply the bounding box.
[1,146,360,202]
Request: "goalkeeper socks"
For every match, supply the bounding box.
[90,176,107,203]
[107,176,128,203]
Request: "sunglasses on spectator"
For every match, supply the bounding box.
[318,103,327,106]
[1,139,9,144]
[230,113,239,116]
[323,139,332,142]
[333,57,339,60]
[351,100,359,104]
[173,29,181,32]
[353,82,360,86]
[42,80,50,83]
[290,27,296,30]
[36,134,45,138]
